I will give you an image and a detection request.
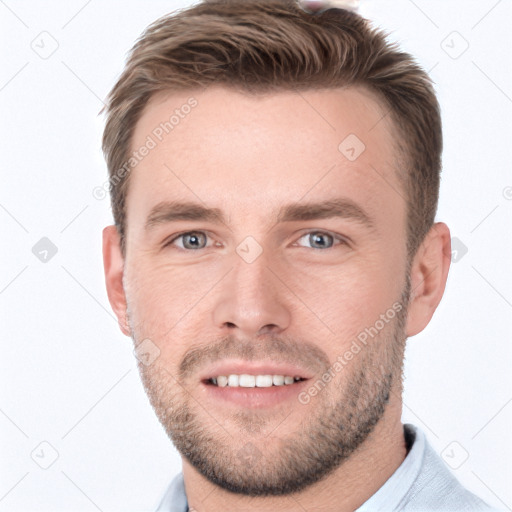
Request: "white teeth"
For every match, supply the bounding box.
[255,375,273,387]
[217,375,228,387]
[272,375,285,386]
[210,374,304,387]
[239,374,255,387]
[228,374,239,387]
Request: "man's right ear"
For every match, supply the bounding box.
[102,225,130,336]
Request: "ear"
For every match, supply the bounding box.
[406,222,451,337]
[102,225,130,336]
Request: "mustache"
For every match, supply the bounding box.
[178,334,331,381]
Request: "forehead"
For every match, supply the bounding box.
[126,85,402,228]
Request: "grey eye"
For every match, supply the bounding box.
[298,232,334,249]
[181,232,207,249]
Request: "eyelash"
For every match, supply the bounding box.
[162,230,349,251]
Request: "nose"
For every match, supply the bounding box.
[212,250,291,337]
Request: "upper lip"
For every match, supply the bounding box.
[199,360,314,381]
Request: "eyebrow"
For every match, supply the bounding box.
[276,198,373,227]
[144,197,374,231]
[145,201,225,231]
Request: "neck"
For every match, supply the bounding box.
[181,400,406,512]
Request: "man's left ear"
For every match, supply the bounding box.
[406,222,451,337]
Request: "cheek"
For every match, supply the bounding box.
[281,253,399,339]
[124,258,223,339]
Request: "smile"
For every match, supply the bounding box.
[206,374,307,387]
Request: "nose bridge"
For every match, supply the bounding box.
[233,249,271,303]
[212,242,291,335]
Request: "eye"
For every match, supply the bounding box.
[165,231,210,250]
[295,231,345,250]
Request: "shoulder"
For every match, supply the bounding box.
[398,424,499,512]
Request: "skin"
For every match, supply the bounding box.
[103,85,451,511]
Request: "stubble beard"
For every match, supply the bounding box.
[130,278,410,497]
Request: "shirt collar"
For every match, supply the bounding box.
[355,423,425,512]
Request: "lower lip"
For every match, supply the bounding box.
[202,379,310,409]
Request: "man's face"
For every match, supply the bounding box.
[123,85,410,495]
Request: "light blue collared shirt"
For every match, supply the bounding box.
[155,424,498,511]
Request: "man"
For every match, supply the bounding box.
[101,0,497,510]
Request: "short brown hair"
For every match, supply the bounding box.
[102,0,442,258]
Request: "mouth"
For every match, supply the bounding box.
[198,361,313,408]
[199,360,314,385]
[203,375,308,387]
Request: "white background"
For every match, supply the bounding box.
[1,0,511,510]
